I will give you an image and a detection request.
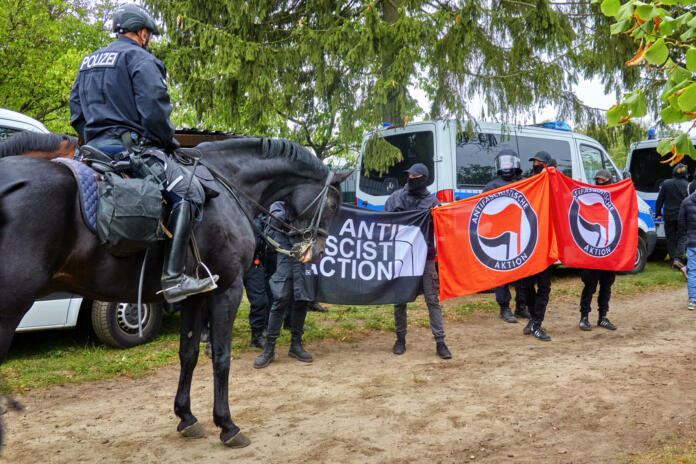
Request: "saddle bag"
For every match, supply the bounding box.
[97,173,165,257]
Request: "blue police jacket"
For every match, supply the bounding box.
[69,36,175,147]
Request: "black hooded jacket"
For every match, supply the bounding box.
[656,166,689,221]
[678,193,696,247]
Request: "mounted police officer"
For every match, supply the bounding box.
[69,3,217,303]
[483,149,530,324]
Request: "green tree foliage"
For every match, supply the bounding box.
[145,0,633,160]
[579,120,647,168]
[0,0,111,133]
[600,0,696,165]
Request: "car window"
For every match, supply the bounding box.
[516,136,572,177]
[580,144,618,184]
[456,132,516,188]
[0,127,20,141]
[629,146,696,193]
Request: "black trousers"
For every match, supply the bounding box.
[494,280,527,310]
[244,263,270,332]
[664,220,686,264]
[580,269,616,318]
[522,266,553,325]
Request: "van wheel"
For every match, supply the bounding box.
[627,236,648,275]
[91,301,163,348]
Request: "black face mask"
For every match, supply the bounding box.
[500,169,515,181]
[532,164,544,175]
[407,176,429,192]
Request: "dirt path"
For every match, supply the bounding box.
[3,286,696,463]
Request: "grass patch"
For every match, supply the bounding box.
[621,434,696,464]
[1,259,685,393]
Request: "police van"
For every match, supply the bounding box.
[356,119,656,274]
[625,136,696,260]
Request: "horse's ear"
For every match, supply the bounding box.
[331,169,354,185]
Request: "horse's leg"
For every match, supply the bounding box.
[174,295,208,438]
[0,308,32,450]
[208,279,250,447]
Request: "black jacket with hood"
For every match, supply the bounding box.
[656,164,689,221]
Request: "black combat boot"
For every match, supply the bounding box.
[523,320,533,335]
[393,333,406,355]
[579,316,592,331]
[499,307,517,323]
[250,329,265,349]
[514,304,531,319]
[253,341,276,369]
[161,201,218,303]
[288,336,313,362]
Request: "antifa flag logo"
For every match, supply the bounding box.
[568,188,622,257]
[469,189,538,271]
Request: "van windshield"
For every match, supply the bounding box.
[359,130,434,196]
[629,146,696,193]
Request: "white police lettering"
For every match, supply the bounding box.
[310,219,427,281]
[79,52,120,71]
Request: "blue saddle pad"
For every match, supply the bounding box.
[54,158,98,233]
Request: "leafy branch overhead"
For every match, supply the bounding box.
[600,0,696,165]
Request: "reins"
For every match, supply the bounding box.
[177,148,335,261]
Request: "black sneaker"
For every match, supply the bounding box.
[598,318,617,330]
[436,342,452,359]
[523,320,533,335]
[531,325,551,341]
[579,317,592,331]
[514,305,531,319]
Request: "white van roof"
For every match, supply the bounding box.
[0,108,50,133]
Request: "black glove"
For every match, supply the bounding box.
[165,137,181,153]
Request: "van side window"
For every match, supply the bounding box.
[456,133,516,188]
[516,136,572,177]
[580,144,618,184]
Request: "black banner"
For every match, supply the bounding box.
[310,205,431,305]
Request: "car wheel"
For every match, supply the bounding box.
[91,301,163,348]
[627,235,648,275]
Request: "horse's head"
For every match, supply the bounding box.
[282,170,352,263]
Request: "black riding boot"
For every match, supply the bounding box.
[288,336,313,362]
[253,341,276,369]
[161,201,218,303]
[393,333,406,355]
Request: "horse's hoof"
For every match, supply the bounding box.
[179,421,207,439]
[223,430,251,448]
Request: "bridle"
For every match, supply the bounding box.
[178,148,337,261]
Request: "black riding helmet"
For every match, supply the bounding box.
[112,3,160,35]
[495,149,522,179]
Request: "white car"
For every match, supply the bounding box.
[2,108,163,348]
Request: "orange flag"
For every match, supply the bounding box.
[433,170,558,300]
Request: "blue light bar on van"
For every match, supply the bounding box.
[382,122,392,128]
[540,121,571,131]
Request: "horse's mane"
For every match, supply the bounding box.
[200,137,329,178]
[0,132,77,158]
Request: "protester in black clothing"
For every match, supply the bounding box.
[245,214,272,348]
[578,170,618,331]
[656,163,689,276]
[482,149,530,323]
[383,163,451,360]
[521,151,554,341]
[254,201,314,369]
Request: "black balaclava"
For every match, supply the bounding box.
[407,176,429,194]
[532,164,544,175]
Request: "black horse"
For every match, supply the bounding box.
[0,134,349,449]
